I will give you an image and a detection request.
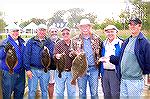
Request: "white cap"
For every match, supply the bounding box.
[104,25,118,32]
[37,24,47,29]
[6,24,21,32]
[79,18,91,26]
[49,26,58,31]
[9,27,20,32]
[61,27,70,32]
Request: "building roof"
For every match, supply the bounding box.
[23,22,38,30]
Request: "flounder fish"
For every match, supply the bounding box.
[71,52,88,85]
[5,42,18,74]
[54,52,66,78]
[41,46,51,73]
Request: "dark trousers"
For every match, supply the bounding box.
[2,69,25,99]
[101,70,120,99]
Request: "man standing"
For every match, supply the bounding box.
[47,26,60,99]
[48,26,60,43]
[24,24,55,99]
[54,27,76,99]
[119,17,150,99]
[0,25,25,99]
[99,25,123,99]
[70,18,102,99]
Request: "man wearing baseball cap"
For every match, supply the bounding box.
[99,25,123,99]
[24,24,55,99]
[0,23,25,99]
[70,18,102,98]
[48,26,60,43]
[54,27,76,98]
[119,17,150,98]
[47,26,60,99]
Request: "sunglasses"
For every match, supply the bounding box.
[62,32,70,36]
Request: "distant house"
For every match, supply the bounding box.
[23,22,38,34]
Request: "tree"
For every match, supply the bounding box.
[0,19,6,33]
[119,10,130,30]
[129,0,150,30]
[67,8,84,28]
[83,12,97,23]
[48,8,98,28]
[0,11,6,33]
[67,8,97,28]
[93,18,122,30]
[50,10,66,24]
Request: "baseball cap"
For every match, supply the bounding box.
[49,26,58,32]
[9,25,20,32]
[129,17,142,25]
[79,18,92,26]
[104,25,118,32]
[61,27,70,32]
[37,24,47,30]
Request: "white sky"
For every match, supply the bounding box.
[0,0,127,23]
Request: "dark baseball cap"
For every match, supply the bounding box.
[129,17,142,25]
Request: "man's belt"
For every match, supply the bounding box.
[65,69,71,72]
[104,69,115,71]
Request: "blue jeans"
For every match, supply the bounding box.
[28,68,50,99]
[120,79,144,99]
[2,69,25,99]
[55,70,76,99]
[77,66,99,99]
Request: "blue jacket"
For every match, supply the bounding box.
[109,32,150,80]
[24,36,55,71]
[0,35,25,73]
[119,32,150,75]
[100,38,123,79]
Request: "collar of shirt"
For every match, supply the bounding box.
[62,40,71,46]
[104,38,121,46]
[15,40,19,45]
[34,36,46,42]
[82,35,90,40]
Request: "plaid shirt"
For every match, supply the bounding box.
[54,40,73,70]
[70,33,102,68]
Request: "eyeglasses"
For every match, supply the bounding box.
[38,28,46,31]
[105,30,117,34]
[62,32,70,36]
[129,23,139,27]
[12,30,19,32]
[51,31,57,33]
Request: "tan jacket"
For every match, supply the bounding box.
[70,33,102,68]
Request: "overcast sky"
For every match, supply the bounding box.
[1,0,127,23]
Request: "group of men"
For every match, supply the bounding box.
[0,17,150,99]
